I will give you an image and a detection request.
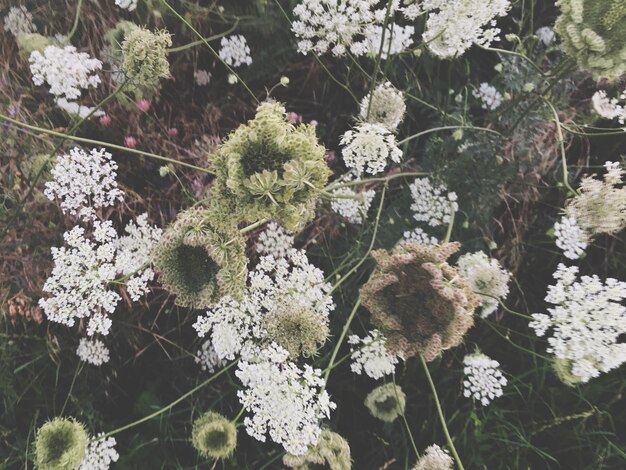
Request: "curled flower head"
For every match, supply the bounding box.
[213,102,330,231]
[283,429,352,470]
[555,0,626,80]
[34,418,89,470]
[191,411,238,459]
[154,208,247,309]
[364,383,406,423]
[121,27,171,89]
[360,242,478,361]
[264,302,330,358]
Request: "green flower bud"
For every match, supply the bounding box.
[212,102,331,232]
[34,417,89,470]
[191,411,237,459]
[153,207,247,309]
[121,26,171,89]
[364,383,406,423]
[283,429,352,470]
[555,0,626,80]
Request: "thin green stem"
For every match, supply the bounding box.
[67,0,84,40]
[397,125,502,145]
[443,207,455,243]
[323,298,361,386]
[420,355,464,470]
[324,171,428,192]
[543,98,578,195]
[392,374,420,459]
[366,0,395,119]
[102,361,236,438]
[168,21,240,53]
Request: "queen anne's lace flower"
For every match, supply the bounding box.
[421,0,511,58]
[39,221,121,336]
[473,83,503,110]
[115,0,138,11]
[235,344,336,455]
[348,330,399,379]
[359,81,406,131]
[412,444,454,470]
[76,338,110,366]
[78,435,119,470]
[409,177,458,227]
[291,0,383,56]
[29,46,102,100]
[44,147,124,221]
[565,161,626,236]
[195,339,225,373]
[554,216,588,260]
[401,227,438,246]
[340,123,402,175]
[535,26,556,46]
[256,222,294,258]
[591,89,626,125]
[462,352,507,406]
[193,249,334,361]
[352,23,414,59]
[4,6,37,36]
[457,251,511,318]
[530,264,626,384]
[218,35,252,67]
[330,173,376,224]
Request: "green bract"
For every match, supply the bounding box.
[283,429,352,470]
[191,411,237,459]
[33,417,88,470]
[212,102,331,232]
[555,0,626,80]
[364,383,406,423]
[153,208,247,309]
[121,26,171,89]
[360,242,478,362]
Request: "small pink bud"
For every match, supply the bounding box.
[286,112,302,124]
[99,114,112,127]
[309,120,318,127]
[124,136,137,148]
[168,127,178,137]
[136,99,151,113]
[325,150,336,162]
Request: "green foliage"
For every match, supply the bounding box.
[556,0,626,79]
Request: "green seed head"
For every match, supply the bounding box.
[191,411,237,459]
[283,429,352,470]
[34,417,89,470]
[121,26,171,89]
[364,383,406,423]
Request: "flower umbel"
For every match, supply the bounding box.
[34,418,89,470]
[191,411,238,459]
[364,383,406,423]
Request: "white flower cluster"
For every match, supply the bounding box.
[401,227,438,246]
[359,81,406,131]
[218,35,252,67]
[591,89,626,126]
[194,69,211,86]
[44,147,124,221]
[292,0,375,56]
[79,435,119,470]
[462,353,507,406]
[353,23,415,59]
[421,0,511,58]
[554,216,588,260]
[76,338,110,366]
[457,251,511,318]
[535,26,555,46]
[39,221,121,336]
[236,343,335,456]
[115,214,162,300]
[412,444,454,470]
[193,249,334,361]
[340,123,403,175]
[256,222,294,258]
[330,174,376,224]
[56,98,104,119]
[409,177,458,227]
[30,45,102,100]
[3,5,37,36]
[195,339,225,373]
[530,264,626,383]
[565,161,626,236]
[473,83,503,110]
[115,0,138,11]
[348,329,400,379]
